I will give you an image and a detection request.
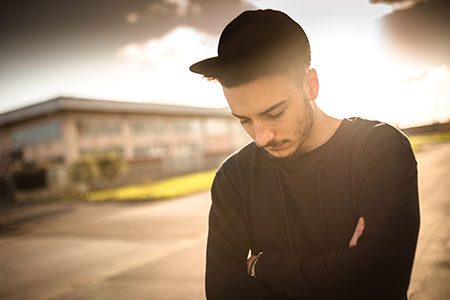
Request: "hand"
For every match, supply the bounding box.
[246,255,258,274]
[349,217,365,247]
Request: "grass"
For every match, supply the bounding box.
[87,131,450,202]
[408,131,450,152]
[88,169,216,201]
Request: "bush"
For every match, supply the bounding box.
[68,152,127,190]
[69,155,99,188]
[95,152,126,181]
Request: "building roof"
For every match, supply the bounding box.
[0,97,232,127]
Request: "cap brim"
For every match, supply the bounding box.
[189,56,222,77]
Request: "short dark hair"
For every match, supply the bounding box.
[189,9,311,87]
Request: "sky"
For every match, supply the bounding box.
[1,0,449,127]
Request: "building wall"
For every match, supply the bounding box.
[0,108,250,189]
[64,111,245,159]
[63,112,80,164]
[0,126,14,156]
[0,114,66,166]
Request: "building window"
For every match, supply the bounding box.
[172,144,198,157]
[173,118,201,134]
[13,120,61,147]
[130,118,165,135]
[133,145,167,159]
[79,147,124,156]
[174,119,190,133]
[48,155,65,165]
[205,118,228,135]
[77,119,122,136]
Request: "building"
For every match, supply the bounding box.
[0,97,250,191]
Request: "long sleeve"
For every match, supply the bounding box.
[206,166,295,300]
[254,125,420,299]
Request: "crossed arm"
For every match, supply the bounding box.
[246,217,366,275]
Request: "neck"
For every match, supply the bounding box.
[301,104,342,153]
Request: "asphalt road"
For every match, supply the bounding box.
[0,141,449,300]
[408,141,450,300]
[0,192,211,300]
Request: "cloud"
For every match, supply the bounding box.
[167,0,190,16]
[191,3,202,15]
[148,1,172,15]
[125,12,140,24]
[378,0,450,67]
[114,25,226,108]
[370,0,424,10]
[181,0,255,35]
[147,0,199,17]
[118,26,216,68]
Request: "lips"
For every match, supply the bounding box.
[266,141,287,151]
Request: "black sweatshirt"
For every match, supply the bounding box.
[206,117,420,300]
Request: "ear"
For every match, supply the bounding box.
[304,68,319,100]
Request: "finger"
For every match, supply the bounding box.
[349,217,365,247]
[349,231,358,247]
[355,217,365,240]
[356,217,365,236]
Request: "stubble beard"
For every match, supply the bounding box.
[263,96,315,161]
[284,97,314,160]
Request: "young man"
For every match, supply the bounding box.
[190,9,420,300]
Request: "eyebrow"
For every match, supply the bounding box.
[231,99,290,119]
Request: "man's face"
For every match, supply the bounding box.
[222,73,315,158]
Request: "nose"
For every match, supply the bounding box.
[253,121,275,147]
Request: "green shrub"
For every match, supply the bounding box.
[95,152,126,181]
[68,155,98,188]
[69,152,127,190]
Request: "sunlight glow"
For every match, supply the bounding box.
[245,0,450,127]
[2,1,447,128]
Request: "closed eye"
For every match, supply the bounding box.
[267,110,285,119]
[239,118,251,125]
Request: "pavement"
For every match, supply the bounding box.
[407,141,450,300]
[0,193,210,300]
[0,141,449,300]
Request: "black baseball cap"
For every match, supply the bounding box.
[189,9,310,80]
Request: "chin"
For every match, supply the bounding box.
[266,141,305,159]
